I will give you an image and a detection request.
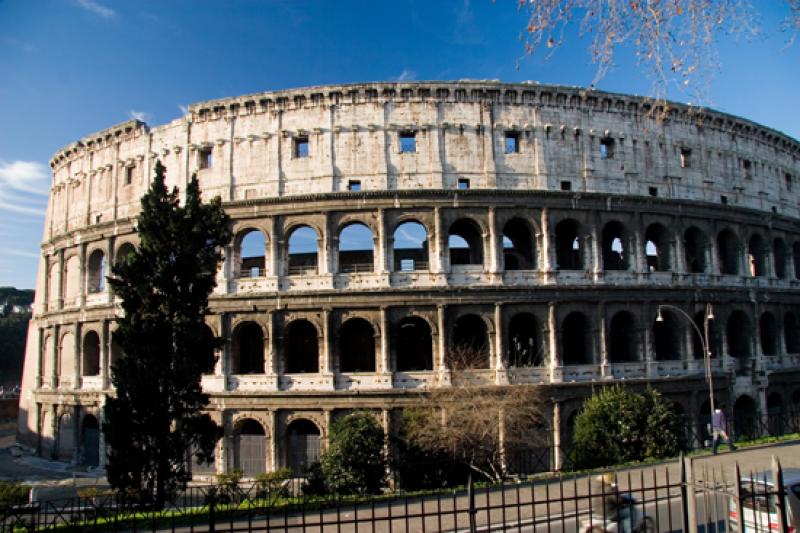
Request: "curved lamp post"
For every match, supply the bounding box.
[656,303,716,414]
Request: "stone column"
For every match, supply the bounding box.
[74,323,82,389]
[552,402,563,471]
[320,215,331,276]
[377,208,388,274]
[265,311,278,390]
[540,208,553,277]
[433,207,444,274]
[487,207,500,277]
[379,307,390,374]
[494,303,508,384]
[56,249,64,310]
[322,410,333,451]
[269,217,280,277]
[221,313,231,388]
[35,327,44,389]
[673,230,686,274]
[51,325,60,389]
[436,304,450,385]
[98,397,108,468]
[267,410,278,471]
[633,226,646,274]
[548,302,561,382]
[101,320,110,389]
[644,313,657,377]
[590,214,602,276]
[320,309,334,389]
[78,243,87,308]
[599,302,610,377]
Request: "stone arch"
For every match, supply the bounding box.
[561,312,592,365]
[87,249,106,293]
[287,225,319,276]
[608,311,638,363]
[286,319,319,373]
[601,220,629,271]
[645,223,671,272]
[231,321,264,375]
[234,418,267,477]
[115,242,136,266]
[394,316,433,371]
[726,310,752,360]
[684,226,709,273]
[449,314,490,369]
[81,414,100,467]
[393,220,429,271]
[654,309,682,361]
[502,218,536,270]
[82,330,100,377]
[338,222,374,273]
[759,311,778,356]
[448,218,484,266]
[57,411,75,461]
[286,418,321,474]
[63,255,81,302]
[773,237,788,279]
[338,317,376,372]
[747,233,767,277]
[58,331,75,385]
[235,228,267,278]
[717,228,741,275]
[784,312,800,353]
[507,312,544,367]
[733,394,758,440]
[555,219,582,270]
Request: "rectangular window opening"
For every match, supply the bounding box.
[399,131,416,153]
[125,166,134,185]
[648,187,658,197]
[560,181,572,191]
[680,148,692,168]
[347,180,361,192]
[600,138,614,160]
[742,159,752,178]
[457,178,470,190]
[199,148,212,169]
[505,131,520,154]
[720,195,728,205]
[294,136,309,158]
[786,173,793,191]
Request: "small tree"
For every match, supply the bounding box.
[320,411,386,495]
[104,161,231,507]
[403,384,546,483]
[572,385,681,469]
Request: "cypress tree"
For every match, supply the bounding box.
[103,161,231,507]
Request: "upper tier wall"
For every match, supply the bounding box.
[44,81,800,241]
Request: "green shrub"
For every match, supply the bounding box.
[0,482,29,506]
[255,468,291,499]
[573,386,680,469]
[215,470,242,503]
[320,411,386,495]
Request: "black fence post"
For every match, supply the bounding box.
[734,462,744,532]
[771,456,789,533]
[680,453,690,533]
[467,471,476,533]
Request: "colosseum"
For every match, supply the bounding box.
[17,80,800,476]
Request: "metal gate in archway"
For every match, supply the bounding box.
[287,420,320,475]
[236,435,266,477]
[81,415,100,467]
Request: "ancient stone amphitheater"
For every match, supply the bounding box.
[18,81,800,476]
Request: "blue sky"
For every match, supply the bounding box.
[1,0,798,289]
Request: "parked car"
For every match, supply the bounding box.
[729,468,800,532]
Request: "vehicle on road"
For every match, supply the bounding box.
[729,468,800,532]
[581,493,655,533]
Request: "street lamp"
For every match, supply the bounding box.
[656,303,716,414]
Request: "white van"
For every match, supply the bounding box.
[729,468,800,532]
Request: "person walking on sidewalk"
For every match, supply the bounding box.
[711,406,737,454]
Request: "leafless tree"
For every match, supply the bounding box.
[518,1,800,103]
[403,383,547,483]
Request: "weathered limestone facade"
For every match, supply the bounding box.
[18,81,800,475]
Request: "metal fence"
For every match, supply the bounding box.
[1,456,794,532]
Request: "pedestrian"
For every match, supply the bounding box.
[591,472,624,524]
[711,406,737,454]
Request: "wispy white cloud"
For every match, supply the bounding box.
[0,160,49,216]
[395,69,417,82]
[6,249,40,259]
[129,109,152,122]
[75,0,116,18]
[178,104,189,115]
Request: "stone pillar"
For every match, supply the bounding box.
[35,327,44,389]
[221,313,231,388]
[633,227,646,274]
[264,311,278,389]
[673,231,686,274]
[377,208,388,274]
[78,243,87,308]
[320,215,331,275]
[322,410,333,450]
[269,217,280,277]
[379,307,390,374]
[267,410,278,471]
[488,207,500,277]
[98,397,108,468]
[540,208,553,278]
[433,207,444,273]
[51,325,60,389]
[321,309,334,389]
[74,323,82,389]
[56,249,64,310]
[437,304,450,385]
[644,312,657,377]
[548,302,561,382]
[599,302,610,377]
[591,214,602,276]
[101,320,110,389]
[494,303,508,384]
[552,402,563,471]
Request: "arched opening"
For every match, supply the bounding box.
[82,331,100,377]
[59,332,75,385]
[609,311,638,363]
[338,223,374,273]
[115,242,136,266]
[717,229,741,275]
[654,309,682,360]
[794,242,800,279]
[338,318,375,372]
[395,316,433,371]
[450,314,489,369]
[785,312,800,353]
[727,311,753,375]
[645,223,671,272]
[561,312,592,365]
[747,234,767,277]
[286,419,321,475]
[601,221,628,270]
[555,219,582,270]
[234,419,266,477]
[734,395,758,440]
[199,324,216,375]
[286,320,319,373]
[287,225,318,276]
[448,219,483,266]
[57,413,74,461]
[63,256,80,302]
[502,218,536,270]
[231,322,264,375]
[684,227,708,273]
[507,312,543,367]
[81,415,100,467]
[774,238,788,279]
[237,229,266,278]
[692,311,721,359]
[393,221,429,272]
[87,249,106,293]
[767,393,786,436]
[759,312,778,356]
